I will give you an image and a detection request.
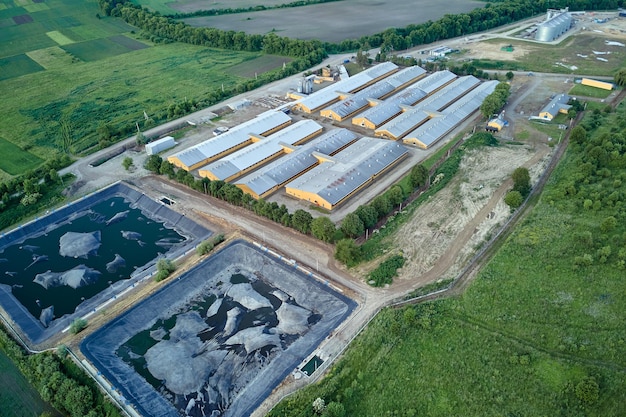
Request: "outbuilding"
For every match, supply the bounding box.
[145,136,176,155]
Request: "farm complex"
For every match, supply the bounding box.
[168,62,497,209]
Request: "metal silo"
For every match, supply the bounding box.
[536,9,572,42]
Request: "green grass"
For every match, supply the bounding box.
[0,351,59,417]
[569,83,614,99]
[228,54,291,78]
[0,137,43,174]
[269,107,626,416]
[61,37,137,61]
[0,53,44,80]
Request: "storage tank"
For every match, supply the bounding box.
[536,10,572,42]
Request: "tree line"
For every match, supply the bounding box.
[0,326,122,417]
[165,0,341,19]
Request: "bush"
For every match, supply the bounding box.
[196,234,225,256]
[154,258,176,282]
[69,318,87,335]
[368,254,405,287]
[504,190,523,209]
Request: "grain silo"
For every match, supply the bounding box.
[535,9,573,42]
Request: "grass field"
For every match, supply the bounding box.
[569,83,614,98]
[0,351,59,417]
[135,0,299,15]
[0,137,43,175]
[228,54,291,77]
[0,53,44,80]
[269,106,626,416]
[470,35,626,77]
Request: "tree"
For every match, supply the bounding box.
[154,258,176,282]
[69,318,87,334]
[292,209,313,234]
[409,164,428,188]
[341,213,364,238]
[371,195,392,218]
[312,397,326,414]
[144,155,162,173]
[311,216,336,242]
[135,130,147,146]
[505,71,514,81]
[334,239,360,266]
[388,185,404,206]
[122,157,133,171]
[570,125,587,145]
[355,205,378,228]
[575,376,599,406]
[512,167,531,196]
[322,402,346,417]
[504,190,523,208]
[600,216,617,233]
[614,67,626,87]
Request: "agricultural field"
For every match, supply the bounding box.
[269,106,626,416]
[0,351,59,417]
[135,0,299,15]
[181,0,483,43]
[0,0,286,176]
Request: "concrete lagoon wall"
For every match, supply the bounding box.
[0,182,212,345]
[82,240,356,417]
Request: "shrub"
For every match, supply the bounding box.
[69,318,87,334]
[368,254,405,287]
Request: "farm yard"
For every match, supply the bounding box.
[180,0,483,42]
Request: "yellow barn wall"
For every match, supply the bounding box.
[538,111,555,120]
[581,78,613,90]
[352,117,377,130]
[285,188,332,210]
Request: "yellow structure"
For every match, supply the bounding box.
[487,117,506,132]
[581,78,614,91]
[538,94,571,121]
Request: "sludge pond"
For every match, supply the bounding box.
[82,240,356,417]
[0,182,212,344]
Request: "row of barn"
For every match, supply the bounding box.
[166,63,496,210]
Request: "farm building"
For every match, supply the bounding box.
[145,136,176,155]
[284,138,408,210]
[167,111,291,171]
[198,120,322,182]
[581,78,614,90]
[374,75,480,140]
[235,129,358,199]
[293,62,398,113]
[430,46,452,57]
[320,81,396,121]
[539,94,571,120]
[403,81,498,149]
[352,87,428,129]
[486,116,507,132]
[535,8,572,42]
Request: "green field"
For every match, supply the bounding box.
[569,83,614,99]
[0,351,59,417]
[0,137,43,175]
[0,0,289,176]
[0,53,44,80]
[134,0,302,15]
[269,106,626,416]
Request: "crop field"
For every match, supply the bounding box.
[136,0,299,15]
[0,137,43,175]
[61,36,146,61]
[0,53,43,80]
[228,54,292,78]
[270,107,626,416]
[182,0,483,42]
[0,351,58,417]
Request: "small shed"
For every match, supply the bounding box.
[146,136,176,155]
[581,78,614,91]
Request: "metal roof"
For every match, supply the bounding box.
[383,65,427,88]
[404,81,498,148]
[412,75,480,112]
[286,137,408,206]
[354,87,427,127]
[412,70,457,94]
[322,81,396,119]
[540,93,571,116]
[296,62,398,112]
[199,120,322,180]
[169,111,291,168]
[236,129,358,197]
[375,107,431,139]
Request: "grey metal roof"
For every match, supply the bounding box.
[404,81,498,147]
[286,137,408,206]
[199,119,322,180]
[296,62,398,112]
[540,93,571,116]
[412,70,457,94]
[322,81,396,119]
[375,107,431,139]
[236,129,358,197]
[412,75,480,112]
[354,87,427,127]
[169,111,291,168]
[384,65,427,88]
